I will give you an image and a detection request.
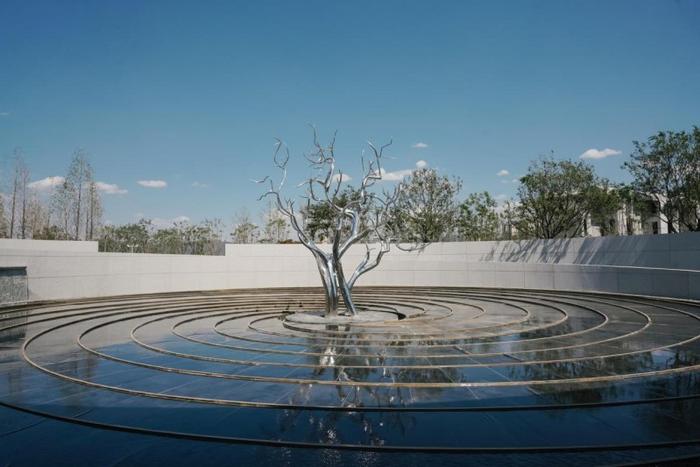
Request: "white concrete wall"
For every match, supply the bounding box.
[1,233,698,302]
[225,240,700,300]
[419,232,699,269]
[0,239,98,253]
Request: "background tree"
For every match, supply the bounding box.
[25,191,50,240]
[617,184,643,235]
[499,199,518,240]
[149,226,182,253]
[0,187,7,237]
[623,127,700,232]
[99,218,225,255]
[99,219,151,252]
[680,126,700,231]
[457,191,500,241]
[51,179,72,239]
[85,181,102,240]
[8,148,30,238]
[18,159,30,238]
[515,157,597,239]
[32,225,63,240]
[302,185,370,242]
[231,209,258,244]
[64,149,94,240]
[181,218,224,255]
[587,181,624,236]
[389,168,462,242]
[262,202,289,243]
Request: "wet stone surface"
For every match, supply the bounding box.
[1,287,700,466]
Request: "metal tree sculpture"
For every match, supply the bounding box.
[257,130,415,317]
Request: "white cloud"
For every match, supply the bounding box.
[96,181,127,195]
[28,176,65,191]
[496,169,510,177]
[191,181,209,188]
[331,173,352,183]
[412,142,429,149]
[138,179,167,188]
[0,112,9,117]
[501,178,519,185]
[379,159,430,182]
[579,148,622,160]
[379,167,413,181]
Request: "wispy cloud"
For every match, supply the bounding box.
[380,160,428,182]
[579,148,622,160]
[28,176,64,191]
[501,177,520,185]
[96,181,127,195]
[191,181,209,188]
[379,168,413,181]
[0,112,9,117]
[496,169,510,177]
[412,142,429,149]
[138,179,167,188]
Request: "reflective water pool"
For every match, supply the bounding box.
[1,287,700,465]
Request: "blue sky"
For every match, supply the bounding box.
[1,0,699,228]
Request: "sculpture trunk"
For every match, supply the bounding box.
[315,254,358,317]
[259,132,399,319]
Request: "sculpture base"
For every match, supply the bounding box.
[284,310,400,325]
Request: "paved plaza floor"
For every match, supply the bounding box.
[1,287,700,465]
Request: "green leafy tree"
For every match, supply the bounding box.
[587,181,623,236]
[99,219,151,252]
[177,218,223,255]
[515,157,597,239]
[389,168,462,242]
[99,218,224,255]
[149,227,183,253]
[32,225,65,240]
[231,210,258,244]
[623,127,700,232]
[302,186,370,242]
[686,127,700,230]
[499,200,518,240]
[231,222,258,244]
[457,191,500,241]
[260,201,289,243]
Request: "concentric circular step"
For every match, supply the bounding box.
[1,287,699,464]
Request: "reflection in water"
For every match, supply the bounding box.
[276,324,474,445]
[0,310,27,344]
[1,288,700,464]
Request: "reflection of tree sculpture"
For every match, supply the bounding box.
[258,129,419,317]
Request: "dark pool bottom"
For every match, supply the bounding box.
[1,287,700,466]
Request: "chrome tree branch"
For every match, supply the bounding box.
[257,130,421,317]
